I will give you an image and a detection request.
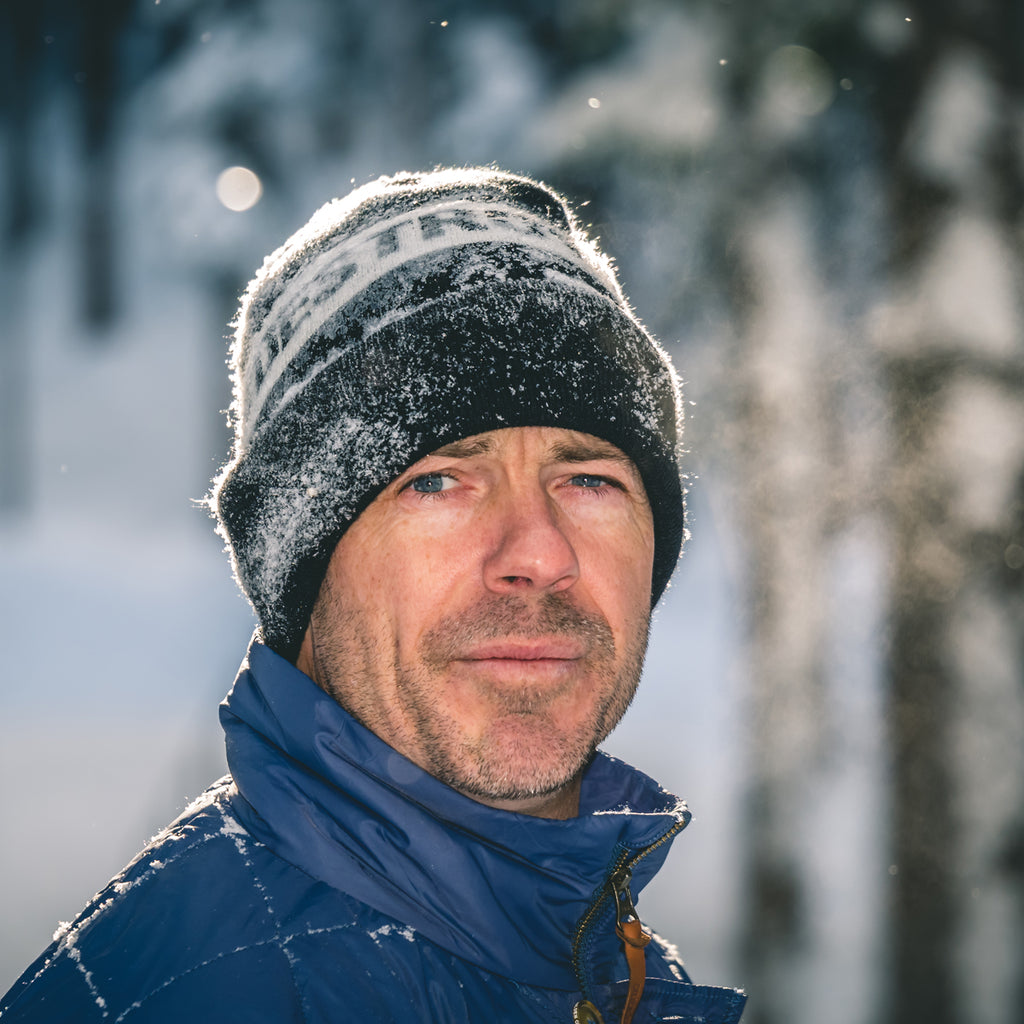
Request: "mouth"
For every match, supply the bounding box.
[448,640,587,689]
[457,639,586,663]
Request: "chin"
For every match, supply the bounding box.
[440,718,597,802]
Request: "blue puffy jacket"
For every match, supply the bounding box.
[1,641,746,1023]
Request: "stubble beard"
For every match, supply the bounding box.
[309,586,649,803]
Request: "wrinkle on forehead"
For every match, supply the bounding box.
[429,429,633,468]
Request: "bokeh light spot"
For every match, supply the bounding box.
[764,45,835,117]
[216,166,263,212]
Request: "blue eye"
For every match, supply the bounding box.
[570,474,609,489]
[410,473,449,493]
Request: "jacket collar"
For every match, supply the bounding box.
[220,639,689,990]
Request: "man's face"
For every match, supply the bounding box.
[296,426,656,817]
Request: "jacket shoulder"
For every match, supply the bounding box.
[3,779,533,1023]
[1,779,332,1022]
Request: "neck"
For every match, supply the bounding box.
[463,777,582,820]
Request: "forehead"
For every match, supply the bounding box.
[424,427,638,469]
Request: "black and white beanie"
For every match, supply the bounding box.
[213,167,685,661]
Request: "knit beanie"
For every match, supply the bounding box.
[212,167,685,662]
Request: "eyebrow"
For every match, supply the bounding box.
[547,439,635,467]
[430,437,494,459]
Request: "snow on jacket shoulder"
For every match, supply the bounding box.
[1,641,746,1023]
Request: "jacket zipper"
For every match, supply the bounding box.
[570,816,688,1020]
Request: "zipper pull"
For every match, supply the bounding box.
[610,865,645,933]
[572,999,606,1024]
[609,865,650,1024]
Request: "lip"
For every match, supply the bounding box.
[457,639,585,662]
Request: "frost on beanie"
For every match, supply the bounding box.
[212,167,685,662]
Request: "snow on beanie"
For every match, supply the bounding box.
[213,167,685,661]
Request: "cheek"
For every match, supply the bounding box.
[403,539,457,590]
[609,553,653,606]
[579,530,654,616]
[360,529,481,640]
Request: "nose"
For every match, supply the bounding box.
[483,485,580,595]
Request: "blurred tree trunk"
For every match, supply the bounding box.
[0,267,31,516]
[76,0,135,332]
[0,0,46,515]
[728,185,839,1024]
[1,0,44,242]
[882,355,961,1024]
[873,3,1024,1022]
[709,34,846,1024]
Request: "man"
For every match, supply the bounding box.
[1,169,745,1023]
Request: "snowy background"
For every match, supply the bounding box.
[2,3,1023,1024]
